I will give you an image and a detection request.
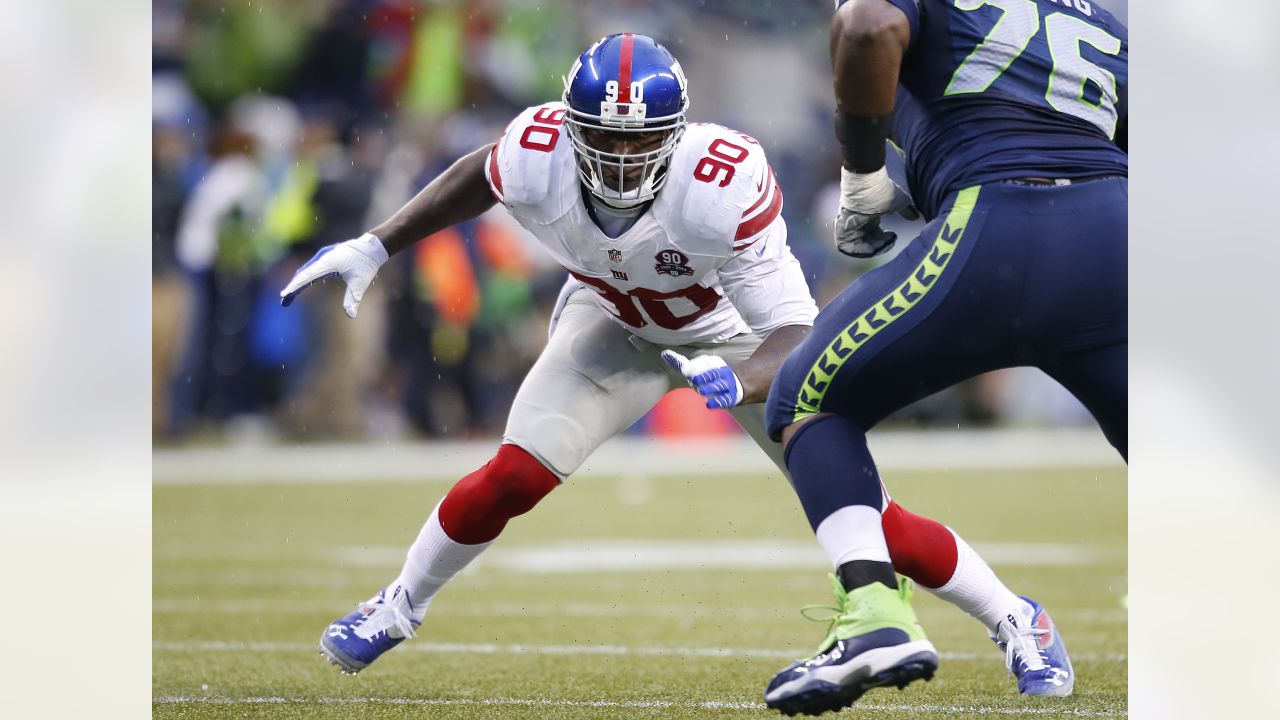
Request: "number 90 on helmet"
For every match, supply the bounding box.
[562,33,689,208]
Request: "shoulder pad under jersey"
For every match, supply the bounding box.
[486,102,578,223]
[657,123,781,257]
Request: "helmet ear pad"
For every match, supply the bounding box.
[561,33,689,209]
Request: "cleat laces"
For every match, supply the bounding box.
[792,574,916,660]
[1001,623,1050,675]
[795,573,853,658]
[351,593,417,643]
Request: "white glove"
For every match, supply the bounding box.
[835,166,919,258]
[660,350,744,409]
[279,233,389,318]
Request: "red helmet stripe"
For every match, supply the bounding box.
[618,33,635,102]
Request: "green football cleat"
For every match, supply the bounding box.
[764,575,939,716]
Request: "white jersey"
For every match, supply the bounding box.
[484,102,817,346]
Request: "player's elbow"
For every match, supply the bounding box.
[830,0,910,55]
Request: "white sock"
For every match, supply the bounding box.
[389,502,494,622]
[927,528,1030,634]
[815,505,891,566]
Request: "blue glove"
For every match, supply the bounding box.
[660,350,744,409]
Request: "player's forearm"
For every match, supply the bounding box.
[830,0,911,172]
[371,144,498,256]
[732,324,812,405]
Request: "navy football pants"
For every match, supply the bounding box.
[766,178,1128,459]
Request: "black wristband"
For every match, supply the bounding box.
[834,112,892,173]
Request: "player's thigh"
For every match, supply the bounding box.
[1042,341,1128,459]
[504,290,670,478]
[1017,177,1128,353]
[766,186,1014,439]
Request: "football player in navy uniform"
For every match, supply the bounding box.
[761,0,1127,714]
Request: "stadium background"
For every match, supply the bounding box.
[152,2,1129,717]
[152,0,1128,445]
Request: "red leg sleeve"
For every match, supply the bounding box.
[438,444,559,544]
[881,500,959,589]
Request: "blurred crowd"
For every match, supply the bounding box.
[153,0,1108,444]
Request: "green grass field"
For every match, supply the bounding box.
[154,461,1126,719]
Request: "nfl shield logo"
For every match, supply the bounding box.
[608,249,623,264]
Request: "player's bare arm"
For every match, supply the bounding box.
[731,323,810,404]
[372,143,497,256]
[662,322,813,409]
[831,0,909,142]
[830,0,917,259]
[279,143,496,317]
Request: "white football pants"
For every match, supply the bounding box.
[503,287,785,478]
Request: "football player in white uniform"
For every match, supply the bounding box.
[282,33,1039,682]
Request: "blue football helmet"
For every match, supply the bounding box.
[562,33,689,208]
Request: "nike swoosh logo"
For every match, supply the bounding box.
[755,241,767,257]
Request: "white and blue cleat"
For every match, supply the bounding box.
[994,596,1074,697]
[319,587,419,675]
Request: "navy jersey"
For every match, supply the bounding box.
[864,0,1128,219]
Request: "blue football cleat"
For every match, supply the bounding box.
[319,587,419,674]
[993,596,1074,697]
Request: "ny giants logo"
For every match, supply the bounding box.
[654,249,693,277]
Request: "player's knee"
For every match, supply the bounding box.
[765,403,792,445]
[485,444,560,516]
[777,412,837,461]
[881,501,958,589]
[439,444,559,543]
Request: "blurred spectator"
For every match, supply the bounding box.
[171,121,272,433]
[181,0,316,111]
[152,123,195,438]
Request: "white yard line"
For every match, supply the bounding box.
[152,598,1128,625]
[152,696,1125,716]
[332,539,1117,572]
[152,640,1126,663]
[153,429,1122,485]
